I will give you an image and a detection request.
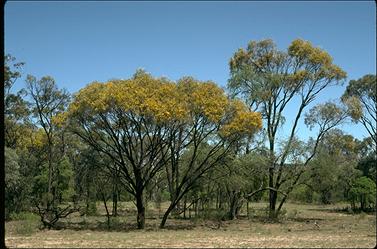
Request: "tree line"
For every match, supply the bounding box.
[4,39,376,230]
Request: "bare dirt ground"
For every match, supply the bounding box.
[5,202,376,248]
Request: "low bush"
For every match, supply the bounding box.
[9,211,39,221]
[8,212,40,236]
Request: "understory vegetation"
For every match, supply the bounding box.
[5,202,376,248]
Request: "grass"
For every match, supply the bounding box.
[5,202,376,248]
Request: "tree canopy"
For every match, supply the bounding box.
[228,38,347,218]
[65,71,262,228]
[342,74,376,147]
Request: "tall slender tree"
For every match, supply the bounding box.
[228,39,347,218]
[26,75,72,228]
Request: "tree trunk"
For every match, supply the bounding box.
[112,182,118,217]
[194,200,198,217]
[101,192,110,229]
[228,191,243,220]
[229,201,237,220]
[269,188,277,219]
[218,192,223,209]
[183,196,187,219]
[47,140,53,210]
[216,190,219,209]
[136,191,145,229]
[160,204,175,228]
[247,200,249,219]
[85,187,90,214]
[361,195,365,211]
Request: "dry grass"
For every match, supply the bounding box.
[5,202,376,248]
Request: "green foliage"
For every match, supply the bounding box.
[9,211,39,221]
[356,138,376,181]
[4,55,30,149]
[32,163,49,201]
[5,147,22,219]
[9,212,40,236]
[357,156,377,182]
[290,184,313,203]
[14,220,39,236]
[348,176,376,211]
[5,51,375,232]
[228,38,347,219]
[305,130,362,204]
[198,209,227,221]
[309,153,339,204]
[57,157,75,202]
[86,201,98,216]
[304,102,347,131]
[5,147,21,190]
[26,75,70,123]
[342,74,377,145]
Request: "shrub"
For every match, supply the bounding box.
[86,201,97,216]
[290,185,314,203]
[9,211,39,221]
[198,209,227,221]
[10,212,40,236]
[15,220,39,236]
[287,209,299,219]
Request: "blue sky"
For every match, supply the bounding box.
[5,1,376,142]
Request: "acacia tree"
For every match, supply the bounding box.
[66,71,191,229]
[342,74,376,149]
[66,71,261,229]
[228,39,347,218]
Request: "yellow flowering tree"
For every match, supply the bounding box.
[160,77,262,228]
[66,70,261,229]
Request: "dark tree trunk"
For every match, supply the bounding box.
[247,200,249,219]
[112,193,118,217]
[361,195,365,211]
[228,191,243,220]
[101,192,111,229]
[160,204,175,228]
[218,192,223,209]
[183,196,187,219]
[194,200,198,217]
[216,190,219,209]
[135,191,145,229]
[47,139,53,210]
[112,182,118,217]
[269,189,277,219]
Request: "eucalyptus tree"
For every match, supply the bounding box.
[308,129,361,204]
[342,74,376,149]
[4,54,30,149]
[4,55,31,218]
[26,75,73,228]
[228,39,347,218]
